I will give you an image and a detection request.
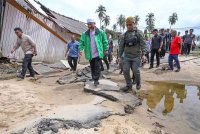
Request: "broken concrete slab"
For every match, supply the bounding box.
[44,62,68,70]
[32,64,60,75]
[11,102,113,134]
[84,79,120,94]
[84,79,142,114]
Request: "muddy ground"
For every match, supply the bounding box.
[0,55,200,134]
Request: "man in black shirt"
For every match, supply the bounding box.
[149,29,163,69]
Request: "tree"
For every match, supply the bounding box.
[145,13,155,33]
[117,14,126,33]
[95,5,106,28]
[101,25,105,31]
[169,12,178,30]
[134,15,140,25]
[112,24,117,32]
[102,15,110,29]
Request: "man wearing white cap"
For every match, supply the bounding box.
[79,19,108,86]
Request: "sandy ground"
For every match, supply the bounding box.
[0,71,95,133]
[0,56,200,134]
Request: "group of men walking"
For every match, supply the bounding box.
[11,16,195,92]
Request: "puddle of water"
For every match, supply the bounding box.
[140,82,200,134]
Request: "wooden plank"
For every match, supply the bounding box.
[6,0,67,43]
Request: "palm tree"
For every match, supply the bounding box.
[117,14,126,33]
[101,25,105,31]
[169,12,178,30]
[145,13,155,33]
[95,5,106,28]
[134,15,140,25]
[102,15,110,29]
[112,24,117,32]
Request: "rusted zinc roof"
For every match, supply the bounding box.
[16,0,87,35]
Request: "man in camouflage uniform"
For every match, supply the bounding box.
[119,16,146,91]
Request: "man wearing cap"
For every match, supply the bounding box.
[119,16,146,91]
[79,19,108,86]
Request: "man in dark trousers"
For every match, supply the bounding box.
[119,16,146,91]
[182,30,188,55]
[11,27,37,80]
[79,19,108,86]
[149,29,163,69]
[184,29,195,55]
[65,35,79,72]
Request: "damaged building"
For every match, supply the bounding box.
[0,0,87,63]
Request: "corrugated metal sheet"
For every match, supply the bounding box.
[0,2,67,63]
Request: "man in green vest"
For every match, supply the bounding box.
[79,19,108,86]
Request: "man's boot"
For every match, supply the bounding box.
[136,83,141,90]
[94,80,100,86]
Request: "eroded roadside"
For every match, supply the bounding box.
[0,56,199,134]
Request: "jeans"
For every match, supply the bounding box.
[90,57,101,81]
[21,54,35,78]
[68,56,78,71]
[123,57,141,87]
[150,49,160,67]
[168,54,180,70]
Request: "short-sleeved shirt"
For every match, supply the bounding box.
[67,40,80,57]
[184,34,195,44]
[151,35,162,49]
[170,35,181,54]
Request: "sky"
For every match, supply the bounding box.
[38,0,200,35]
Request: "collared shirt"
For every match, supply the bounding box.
[170,35,181,54]
[151,35,162,49]
[14,34,36,54]
[90,29,99,58]
[67,40,80,57]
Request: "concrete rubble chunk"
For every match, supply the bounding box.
[84,79,142,114]
[57,64,118,84]
[32,64,59,75]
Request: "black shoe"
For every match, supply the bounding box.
[149,66,153,69]
[175,69,180,72]
[119,70,123,74]
[136,84,141,90]
[120,86,132,92]
[94,81,100,86]
[17,75,24,81]
[156,65,159,68]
